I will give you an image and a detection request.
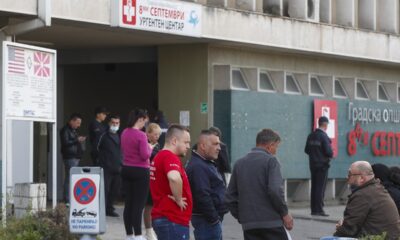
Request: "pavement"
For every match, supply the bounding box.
[99,204,346,240]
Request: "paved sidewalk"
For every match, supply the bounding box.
[290,205,346,223]
[99,204,346,239]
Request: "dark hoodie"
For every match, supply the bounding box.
[372,164,400,214]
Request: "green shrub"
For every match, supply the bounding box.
[360,232,387,240]
[0,204,79,240]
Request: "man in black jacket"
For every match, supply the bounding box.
[304,116,333,216]
[97,114,121,217]
[60,113,86,203]
[88,106,108,166]
[225,129,293,240]
[186,129,228,240]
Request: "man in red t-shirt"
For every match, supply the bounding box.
[150,124,192,240]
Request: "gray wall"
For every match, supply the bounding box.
[158,44,209,140]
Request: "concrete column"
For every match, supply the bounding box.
[377,0,399,34]
[324,179,335,200]
[292,180,311,201]
[263,0,283,15]
[255,0,263,13]
[358,0,376,30]
[236,0,256,11]
[288,0,320,22]
[207,0,227,8]
[158,44,209,140]
[335,0,357,27]
[226,0,235,8]
[320,0,333,23]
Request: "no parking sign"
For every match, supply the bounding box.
[69,167,106,235]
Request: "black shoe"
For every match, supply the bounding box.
[311,212,329,217]
[106,211,119,217]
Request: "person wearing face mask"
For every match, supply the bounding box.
[121,109,152,240]
[334,161,400,239]
[97,114,122,217]
[186,129,228,240]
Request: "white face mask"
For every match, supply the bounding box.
[110,125,119,133]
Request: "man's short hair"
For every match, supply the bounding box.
[94,106,109,115]
[256,129,281,145]
[109,114,120,120]
[69,113,83,121]
[208,126,222,138]
[165,124,189,143]
[318,116,329,126]
[200,129,219,137]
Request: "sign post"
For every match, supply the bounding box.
[2,41,57,220]
[69,167,106,238]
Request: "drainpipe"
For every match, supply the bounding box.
[1,0,51,37]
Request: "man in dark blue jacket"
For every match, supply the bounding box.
[97,114,121,217]
[305,116,334,216]
[186,130,228,240]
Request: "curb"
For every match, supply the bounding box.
[292,214,339,224]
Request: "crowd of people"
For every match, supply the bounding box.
[60,109,400,240]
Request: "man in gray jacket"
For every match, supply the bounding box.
[225,129,293,240]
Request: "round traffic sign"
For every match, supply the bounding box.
[73,178,97,205]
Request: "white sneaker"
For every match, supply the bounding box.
[145,228,158,240]
[133,236,146,240]
[126,236,134,240]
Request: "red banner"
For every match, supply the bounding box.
[314,100,338,157]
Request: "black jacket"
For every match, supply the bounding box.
[225,148,288,230]
[88,119,107,157]
[60,125,83,159]
[186,151,228,223]
[304,128,333,169]
[97,131,122,174]
[381,180,400,215]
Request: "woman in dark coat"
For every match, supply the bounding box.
[372,163,400,214]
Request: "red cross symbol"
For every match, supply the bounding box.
[123,0,136,25]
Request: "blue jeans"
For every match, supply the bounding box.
[152,217,189,240]
[191,215,222,240]
[63,158,80,202]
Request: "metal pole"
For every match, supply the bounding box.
[80,234,97,240]
[52,123,57,208]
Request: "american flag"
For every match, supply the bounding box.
[8,47,25,74]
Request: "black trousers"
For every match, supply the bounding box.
[244,227,289,240]
[104,169,120,213]
[121,166,150,235]
[310,166,329,214]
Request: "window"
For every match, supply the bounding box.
[309,76,325,96]
[231,68,249,90]
[356,80,370,100]
[378,83,389,102]
[259,71,276,92]
[398,85,400,103]
[285,73,302,94]
[334,79,348,98]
